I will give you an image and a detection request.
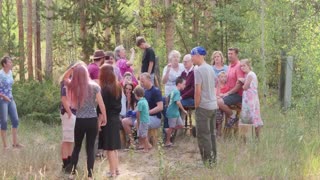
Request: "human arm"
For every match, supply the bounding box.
[242,75,253,90]
[162,65,171,84]
[136,110,140,128]
[96,92,107,126]
[126,48,135,66]
[176,100,188,115]
[194,84,201,108]
[149,101,163,115]
[0,93,11,102]
[148,61,154,74]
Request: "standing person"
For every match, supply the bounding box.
[211,51,228,76]
[97,64,122,177]
[134,86,152,152]
[180,54,195,107]
[104,51,123,81]
[136,36,156,85]
[165,77,188,147]
[162,50,185,97]
[191,46,218,166]
[88,50,106,82]
[238,59,263,138]
[218,48,245,127]
[114,45,138,84]
[64,64,107,180]
[0,56,23,150]
[60,64,77,170]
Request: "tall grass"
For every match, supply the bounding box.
[1,96,319,179]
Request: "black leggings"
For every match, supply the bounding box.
[70,117,98,177]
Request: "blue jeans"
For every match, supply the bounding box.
[0,98,19,130]
[181,98,195,107]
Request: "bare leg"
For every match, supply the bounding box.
[107,150,117,175]
[217,99,233,117]
[165,128,172,145]
[122,118,134,145]
[1,130,7,149]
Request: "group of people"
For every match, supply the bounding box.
[0,36,264,178]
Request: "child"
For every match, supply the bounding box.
[121,72,137,88]
[134,86,152,152]
[215,71,229,137]
[165,77,188,147]
[238,59,263,139]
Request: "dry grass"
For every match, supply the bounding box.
[1,99,320,179]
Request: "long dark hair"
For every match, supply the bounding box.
[99,64,121,98]
[124,83,136,110]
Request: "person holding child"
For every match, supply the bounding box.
[114,45,138,84]
[134,86,152,152]
[215,71,229,137]
[238,59,263,138]
[165,77,188,147]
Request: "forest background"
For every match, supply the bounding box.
[0,0,320,179]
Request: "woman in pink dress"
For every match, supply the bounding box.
[238,59,263,139]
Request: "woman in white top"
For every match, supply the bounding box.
[162,50,185,97]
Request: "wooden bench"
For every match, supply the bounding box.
[148,128,159,146]
[184,106,195,135]
[238,123,255,143]
[223,103,242,139]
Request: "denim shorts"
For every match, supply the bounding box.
[168,116,183,128]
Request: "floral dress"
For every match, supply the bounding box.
[240,71,263,127]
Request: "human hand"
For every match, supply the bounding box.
[183,110,188,115]
[238,78,245,83]
[130,48,135,54]
[2,96,11,102]
[67,111,72,119]
[167,63,172,68]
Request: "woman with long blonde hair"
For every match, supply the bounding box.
[64,64,106,180]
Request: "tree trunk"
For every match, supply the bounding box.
[45,0,53,80]
[35,0,41,82]
[79,0,88,61]
[27,0,33,80]
[16,0,25,81]
[104,3,112,50]
[164,0,174,61]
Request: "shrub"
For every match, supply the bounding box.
[12,81,60,124]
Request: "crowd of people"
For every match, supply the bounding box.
[0,36,264,179]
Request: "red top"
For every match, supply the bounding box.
[225,60,245,96]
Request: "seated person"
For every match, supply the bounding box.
[180,54,195,107]
[121,73,163,147]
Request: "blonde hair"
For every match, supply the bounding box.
[240,59,252,70]
[168,50,181,62]
[211,51,224,65]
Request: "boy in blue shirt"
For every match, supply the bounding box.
[165,77,188,147]
[134,86,152,152]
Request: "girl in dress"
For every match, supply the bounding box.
[238,59,263,139]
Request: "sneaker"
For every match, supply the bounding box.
[226,117,238,128]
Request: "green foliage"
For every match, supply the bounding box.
[0,0,18,56]
[12,81,60,124]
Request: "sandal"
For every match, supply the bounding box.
[106,172,116,177]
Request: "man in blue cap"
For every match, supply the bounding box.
[191,46,218,166]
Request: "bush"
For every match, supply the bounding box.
[12,81,60,124]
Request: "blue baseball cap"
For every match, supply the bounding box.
[190,46,207,56]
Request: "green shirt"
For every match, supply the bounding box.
[137,97,150,123]
[166,89,181,118]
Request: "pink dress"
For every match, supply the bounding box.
[240,71,263,127]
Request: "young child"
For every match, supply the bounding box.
[165,76,188,147]
[121,72,137,87]
[238,59,263,139]
[134,86,152,152]
[215,71,229,137]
